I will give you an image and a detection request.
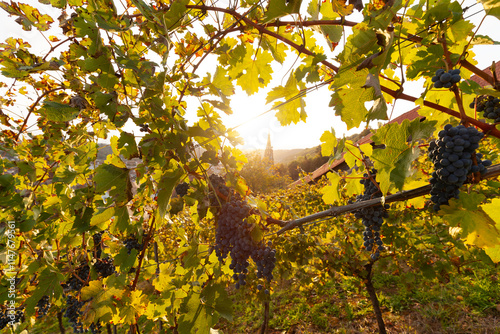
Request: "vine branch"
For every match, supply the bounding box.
[277,164,500,235]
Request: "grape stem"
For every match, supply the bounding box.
[277,164,500,235]
[451,85,468,126]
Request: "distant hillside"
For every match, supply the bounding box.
[273,147,315,164]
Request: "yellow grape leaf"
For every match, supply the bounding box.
[321,172,341,204]
[153,263,173,292]
[119,290,145,324]
[345,170,363,197]
[359,143,373,157]
[145,299,171,320]
[320,129,337,157]
[343,141,360,169]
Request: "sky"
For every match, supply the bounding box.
[0,0,499,151]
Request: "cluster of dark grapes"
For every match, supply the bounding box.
[123,237,143,255]
[254,241,276,290]
[431,69,461,88]
[0,311,7,330]
[35,295,51,318]
[64,295,86,333]
[208,174,231,206]
[64,263,90,291]
[0,309,23,330]
[428,124,492,211]
[92,231,103,258]
[354,169,389,261]
[93,256,115,278]
[470,95,500,123]
[175,182,189,197]
[214,198,276,294]
[89,322,102,334]
[139,123,149,132]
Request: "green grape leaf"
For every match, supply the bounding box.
[161,0,189,30]
[94,163,129,194]
[371,118,436,192]
[111,132,140,160]
[38,101,80,122]
[201,282,233,321]
[320,25,343,51]
[178,285,230,334]
[80,279,121,322]
[24,267,64,317]
[115,247,138,273]
[262,0,303,23]
[441,194,500,263]
[330,67,376,129]
[41,0,67,8]
[130,0,157,21]
[156,162,185,220]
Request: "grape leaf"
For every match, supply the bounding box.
[267,72,306,125]
[90,206,115,226]
[38,101,80,122]
[233,47,274,96]
[320,129,337,157]
[262,0,303,23]
[371,118,435,192]
[178,292,216,334]
[0,2,54,31]
[477,0,500,20]
[156,162,185,221]
[330,67,374,129]
[24,267,64,317]
[94,164,129,194]
[441,194,500,263]
[201,282,233,321]
[321,172,341,204]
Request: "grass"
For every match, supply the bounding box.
[218,263,500,334]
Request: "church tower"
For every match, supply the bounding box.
[264,133,274,165]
